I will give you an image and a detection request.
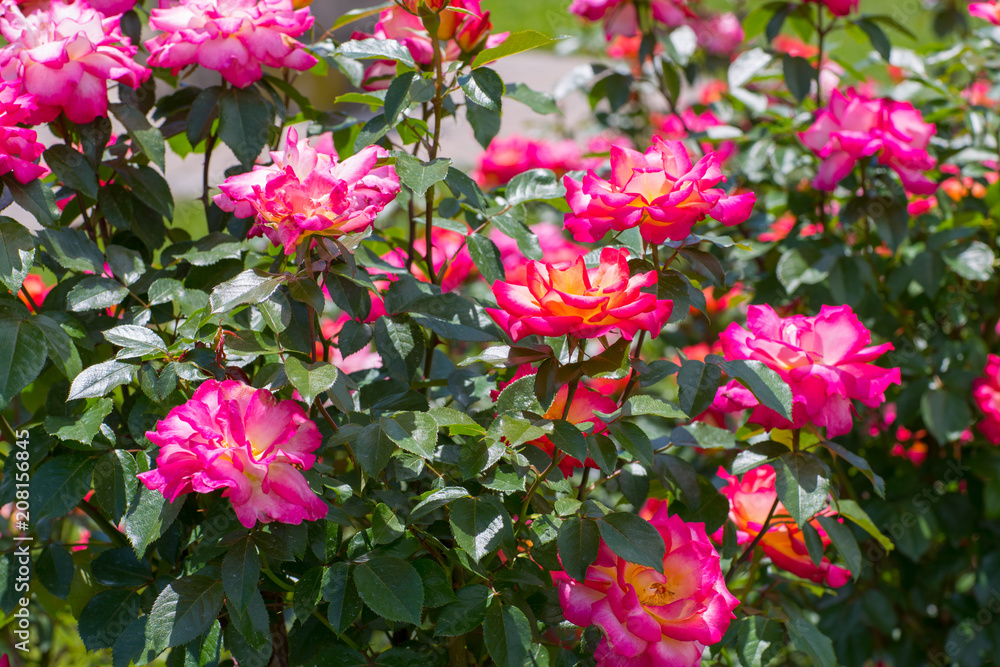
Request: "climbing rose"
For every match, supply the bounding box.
[214,128,400,255]
[486,247,673,342]
[494,365,617,475]
[564,138,755,244]
[715,304,901,437]
[970,1,1000,23]
[973,354,1000,444]
[555,505,739,667]
[137,380,328,529]
[145,0,317,88]
[715,465,851,587]
[0,82,45,183]
[799,88,937,194]
[0,0,149,124]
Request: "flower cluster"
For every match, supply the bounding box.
[716,465,851,587]
[556,502,739,666]
[0,81,44,183]
[214,128,401,254]
[714,304,900,437]
[472,135,605,190]
[564,138,755,244]
[0,0,149,124]
[145,0,317,88]
[799,88,938,194]
[974,354,1000,445]
[137,380,328,528]
[487,247,673,342]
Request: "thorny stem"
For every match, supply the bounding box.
[202,131,218,219]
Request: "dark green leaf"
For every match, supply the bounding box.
[285,358,339,406]
[0,219,33,294]
[218,87,272,167]
[222,537,260,609]
[381,412,438,458]
[36,544,74,599]
[782,54,814,103]
[817,515,861,579]
[117,165,174,220]
[483,602,531,667]
[460,67,505,111]
[557,517,599,582]
[466,234,505,285]
[79,589,142,651]
[434,585,491,637]
[31,453,95,521]
[394,154,452,197]
[3,175,58,226]
[505,168,565,205]
[775,452,830,527]
[449,496,508,563]
[855,17,891,60]
[0,315,46,405]
[352,556,424,625]
[323,562,364,634]
[373,315,424,383]
[147,576,225,651]
[210,269,284,314]
[44,144,98,199]
[677,359,722,418]
[68,360,137,400]
[596,512,665,571]
[355,422,396,477]
[110,102,166,170]
[466,100,501,149]
[719,359,794,419]
[413,559,457,608]
[92,547,152,588]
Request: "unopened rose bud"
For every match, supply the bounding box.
[292,0,312,7]
[455,10,491,52]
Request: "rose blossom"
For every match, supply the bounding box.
[0,82,44,184]
[569,0,694,38]
[716,465,850,586]
[486,247,673,342]
[214,128,400,254]
[137,380,328,528]
[555,504,739,667]
[974,354,1000,444]
[87,0,137,15]
[473,135,584,190]
[652,109,738,164]
[713,304,900,436]
[145,0,317,88]
[494,365,617,475]
[970,1,1000,25]
[805,0,859,16]
[564,138,755,244]
[489,222,588,286]
[380,227,475,292]
[0,0,149,124]
[799,88,937,194]
[17,273,50,311]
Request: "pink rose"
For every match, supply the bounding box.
[805,0,859,16]
[970,1,1000,24]
[555,506,739,667]
[137,380,328,529]
[715,465,851,587]
[652,109,738,164]
[318,315,382,375]
[714,304,900,437]
[145,0,317,89]
[691,12,744,55]
[564,138,755,244]
[489,222,588,285]
[974,354,1000,444]
[87,0,137,15]
[486,247,673,342]
[381,227,475,292]
[799,88,937,194]
[569,0,694,38]
[472,135,585,190]
[214,128,401,255]
[0,0,150,124]
[0,81,45,183]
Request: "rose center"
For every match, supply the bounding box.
[639,581,675,606]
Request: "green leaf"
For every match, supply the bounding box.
[68,360,137,400]
[44,397,113,445]
[483,602,532,667]
[79,589,142,651]
[373,315,425,383]
[0,219,33,294]
[505,82,558,114]
[44,144,99,199]
[413,559,457,608]
[393,154,452,197]
[104,325,167,359]
[0,315,46,405]
[285,358,339,406]
[466,99,501,149]
[36,544,74,599]
[775,452,830,528]
[91,546,151,588]
[124,486,184,559]
[679,248,726,286]
[735,616,783,667]
[449,496,508,563]
[117,165,174,220]
[596,512,666,572]
[292,567,325,623]
[598,394,686,421]
[218,87,272,167]
[147,576,225,651]
[33,314,81,379]
[337,37,416,68]
[352,556,424,625]
[210,269,284,314]
[587,433,618,475]
[445,167,488,208]
[434,585,491,637]
[409,486,469,523]
[782,54,814,103]
[186,85,224,146]
[494,374,545,415]
[817,514,861,579]
[719,359,794,419]
[607,421,654,467]
[3,174,58,226]
[67,276,128,312]
[371,502,406,545]
[93,450,137,524]
[31,453,96,522]
[505,168,565,205]
[41,227,104,273]
[110,102,166,171]
[557,517,599,582]
[460,67,505,111]
[323,562,364,635]
[784,604,837,667]
[776,247,835,294]
[473,29,559,68]
[466,234,506,285]
[821,439,885,497]
[381,412,438,458]
[677,359,722,418]
[670,422,737,449]
[855,17,891,60]
[801,521,825,566]
[222,537,260,609]
[945,241,995,281]
[355,422,396,477]
[920,388,972,446]
[548,419,590,463]
[106,246,145,286]
[836,499,893,551]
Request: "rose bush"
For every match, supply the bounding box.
[0,0,998,666]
